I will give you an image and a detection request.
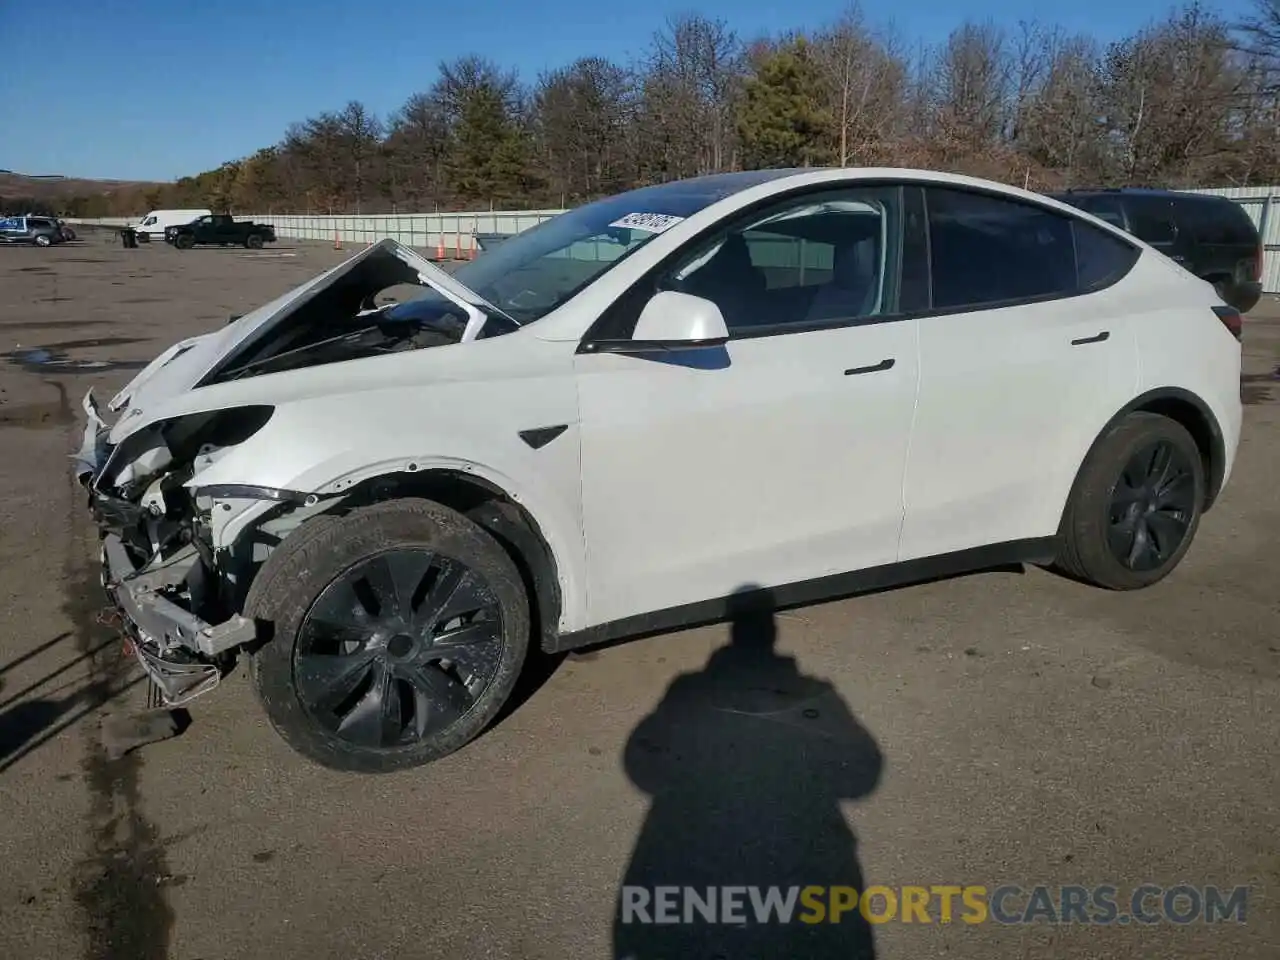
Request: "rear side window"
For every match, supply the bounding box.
[925,187,1139,311]
[1073,220,1140,291]
[925,187,1077,310]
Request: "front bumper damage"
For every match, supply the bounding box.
[77,390,258,706]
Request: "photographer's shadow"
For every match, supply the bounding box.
[613,586,884,959]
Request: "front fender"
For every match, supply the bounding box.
[188,392,589,632]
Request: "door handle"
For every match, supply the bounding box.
[844,358,895,376]
[1071,331,1110,346]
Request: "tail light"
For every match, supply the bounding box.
[1212,305,1243,341]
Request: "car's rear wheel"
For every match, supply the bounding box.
[1055,412,1205,590]
[245,234,264,249]
[245,499,530,772]
[34,234,51,247]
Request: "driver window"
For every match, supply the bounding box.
[665,187,900,333]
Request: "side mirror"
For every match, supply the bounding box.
[630,291,730,347]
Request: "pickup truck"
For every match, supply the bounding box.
[165,214,277,250]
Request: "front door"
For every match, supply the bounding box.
[575,185,920,627]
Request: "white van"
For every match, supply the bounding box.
[130,209,212,242]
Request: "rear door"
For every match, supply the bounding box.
[899,185,1141,560]
[212,216,238,243]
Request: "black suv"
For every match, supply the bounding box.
[1050,188,1264,313]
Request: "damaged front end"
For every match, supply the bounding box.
[71,238,523,707]
[76,394,290,704]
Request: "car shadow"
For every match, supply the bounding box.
[612,585,883,959]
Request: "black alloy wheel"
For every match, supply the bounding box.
[294,548,504,749]
[1106,439,1198,571]
[1054,411,1205,590]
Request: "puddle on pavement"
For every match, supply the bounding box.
[16,265,54,273]
[3,336,149,374]
[119,297,167,304]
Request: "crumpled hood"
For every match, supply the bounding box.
[104,239,500,445]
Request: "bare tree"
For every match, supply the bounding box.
[336,101,384,213]
[637,15,745,178]
[1017,35,1105,186]
[385,93,450,209]
[1236,0,1280,92]
[1100,4,1245,185]
[533,57,636,202]
[812,5,909,165]
[927,21,1012,163]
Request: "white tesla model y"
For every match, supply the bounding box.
[76,167,1244,771]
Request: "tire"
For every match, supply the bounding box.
[245,498,530,772]
[245,234,264,249]
[34,234,51,247]
[174,233,194,250]
[1055,412,1205,590]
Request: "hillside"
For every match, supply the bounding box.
[0,171,169,214]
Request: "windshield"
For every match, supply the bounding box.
[384,171,799,326]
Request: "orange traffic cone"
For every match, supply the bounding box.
[333,231,341,250]
[436,239,445,261]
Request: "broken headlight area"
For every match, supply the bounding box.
[87,406,276,705]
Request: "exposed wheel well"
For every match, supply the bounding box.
[341,469,562,650]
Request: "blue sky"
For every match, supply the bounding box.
[0,0,1257,182]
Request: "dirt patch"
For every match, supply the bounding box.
[0,399,77,429]
[0,319,108,331]
[1241,369,1278,405]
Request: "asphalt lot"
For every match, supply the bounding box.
[0,228,1277,959]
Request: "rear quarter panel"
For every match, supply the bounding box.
[1128,251,1244,491]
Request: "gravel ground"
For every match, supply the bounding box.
[0,229,1277,960]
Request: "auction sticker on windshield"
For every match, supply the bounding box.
[608,213,685,233]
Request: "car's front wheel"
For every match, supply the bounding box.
[1055,412,1205,590]
[174,233,194,249]
[245,499,530,772]
[245,234,264,249]
[34,234,51,247]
